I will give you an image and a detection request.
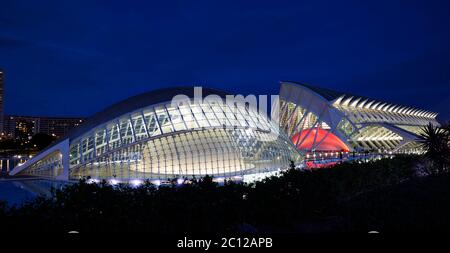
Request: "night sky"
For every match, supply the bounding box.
[1,0,449,121]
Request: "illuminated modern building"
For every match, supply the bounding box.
[279,81,440,154]
[10,82,441,181]
[11,87,302,182]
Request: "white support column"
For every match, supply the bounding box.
[129,114,137,142]
[310,123,321,152]
[314,123,339,151]
[290,108,310,137]
[297,119,320,149]
[11,138,71,181]
[57,138,71,181]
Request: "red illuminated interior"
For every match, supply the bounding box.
[306,161,339,169]
[291,128,350,152]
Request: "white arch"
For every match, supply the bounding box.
[382,104,392,112]
[371,102,381,110]
[390,105,400,113]
[365,100,375,109]
[397,107,406,114]
[377,102,387,111]
[350,97,361,107]
[357,99,368,108]
[404,108,414,115]
[333,95,345,106]
[342,96,354,107]
[392,106,401,113]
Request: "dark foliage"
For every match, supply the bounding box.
[342,173,450,232]
[0,155,449,233]
[419,123,450,173]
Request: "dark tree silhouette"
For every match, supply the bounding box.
[419,123,450,173]
[0,155,427,233]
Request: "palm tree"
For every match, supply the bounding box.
[419,123,450,173]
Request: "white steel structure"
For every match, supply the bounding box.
[11,87,302,181]
[279,81,440,153]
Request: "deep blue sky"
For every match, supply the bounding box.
[1,0,449,121]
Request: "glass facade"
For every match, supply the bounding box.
[17,151,63,178]
[279,99,349,152]
[65,100,301,181]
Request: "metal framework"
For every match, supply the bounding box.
[279,81,440,153]
[10,83,441,181]
[11,87,302,181]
